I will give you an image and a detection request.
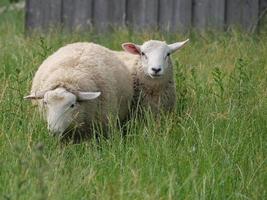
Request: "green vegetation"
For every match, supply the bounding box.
[0,8,266,200]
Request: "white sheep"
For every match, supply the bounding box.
[24,42,133,140]
[114,39,189,113]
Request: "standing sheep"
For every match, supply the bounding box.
[25,42,133,140]
[114,39,189,113]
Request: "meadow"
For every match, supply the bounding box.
[0,6,266,200]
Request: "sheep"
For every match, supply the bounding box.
[24,42,133,140]
[114,39,189,114]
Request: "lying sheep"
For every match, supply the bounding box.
[114,39,189,113]
[25,42,133,140]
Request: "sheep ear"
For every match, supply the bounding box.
[121,43,141,55]
[24,92,45,100]
[77,92,101,101]
[168,39,189,54]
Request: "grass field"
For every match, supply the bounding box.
[0,6,266,200]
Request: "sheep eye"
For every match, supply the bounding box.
[141,52,145,56]
[165,52,171,59]
[70,104,75,108]
[43,101,48,105]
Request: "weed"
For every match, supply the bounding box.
[0,8,266,200]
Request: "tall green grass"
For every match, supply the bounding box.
[0,9,266,200]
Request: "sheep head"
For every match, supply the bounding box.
[122,39,189,79]
[24,87,101,135]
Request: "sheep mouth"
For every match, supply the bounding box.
[148,74,162,79]
[49,126,76,140]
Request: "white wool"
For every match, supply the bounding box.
[26,42,133,139]
[114,39,189,113]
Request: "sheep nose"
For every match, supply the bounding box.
[152,68,161,74]
[48,124,54,133]
[48,123,56,133]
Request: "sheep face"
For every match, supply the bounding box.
[24,87,100,136]
[43,88,79,135]
[122,39,189,79]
